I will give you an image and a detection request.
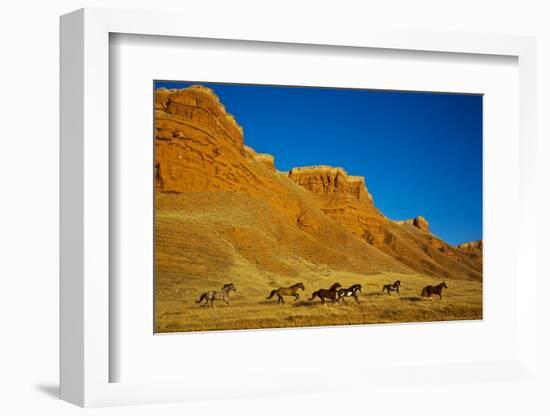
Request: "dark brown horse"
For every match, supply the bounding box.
[337,284,362,304]
[382,280,401,296]
[309,283,342,304]
[421,282,448,299]
[197,283,236,307]
[266,283,305,304]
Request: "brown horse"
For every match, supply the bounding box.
[421,282,448,299]
[337,284,362,304]
[309,283,342,304]
[382,280,401,296]
[266,283,305,304]
[197,283,236,307]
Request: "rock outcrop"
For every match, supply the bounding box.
[244,145,276,172]
[288,166,373,203]
[457,240,483,255]
[395,216,430,233]
[155,86,251,193]
[287,167,480,280]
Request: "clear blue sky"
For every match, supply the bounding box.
[155,81,482,245]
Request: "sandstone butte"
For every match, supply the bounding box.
[154,85,483,284]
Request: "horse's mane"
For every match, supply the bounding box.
[329,282,341,291]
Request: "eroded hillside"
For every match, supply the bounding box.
[154,85,482,294]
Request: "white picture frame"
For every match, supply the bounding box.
[60,7,538,408]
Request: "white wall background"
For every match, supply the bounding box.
[1,1,548,415]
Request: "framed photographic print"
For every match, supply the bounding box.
[60,7,538,409]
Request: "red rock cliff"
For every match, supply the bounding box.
[288,166,373,203]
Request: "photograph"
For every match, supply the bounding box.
[154,81,483,333]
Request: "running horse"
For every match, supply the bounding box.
[309,283,342,304]
[382,280,401,296]
[337,284,362,304]
[421,282,448,299]
[196,283,236,307]
[266,283,305,304]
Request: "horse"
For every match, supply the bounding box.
[336,284,362,304]
[196,283,236,307]
[421,282,448,299]
[382,280,401,296]
[309,283,342,304]
[266,283,305,304]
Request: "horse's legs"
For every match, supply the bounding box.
[397,288,400,296]
[294,294,299,302]
[354,294,359,304]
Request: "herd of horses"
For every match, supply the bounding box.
[196,280,448,308]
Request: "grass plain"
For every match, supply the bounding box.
[155,271,482,333]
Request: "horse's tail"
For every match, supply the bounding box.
[266,289,277,300]
[197,293,206,304]
[421,287,427,297]
[309,291,318,301]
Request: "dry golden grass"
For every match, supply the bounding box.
[154,192,482,333]
[155,271,482,333]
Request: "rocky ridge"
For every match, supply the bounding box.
[457,240,483,255]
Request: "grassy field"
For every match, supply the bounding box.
[154,193,483,333]
[155,271,482,333]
